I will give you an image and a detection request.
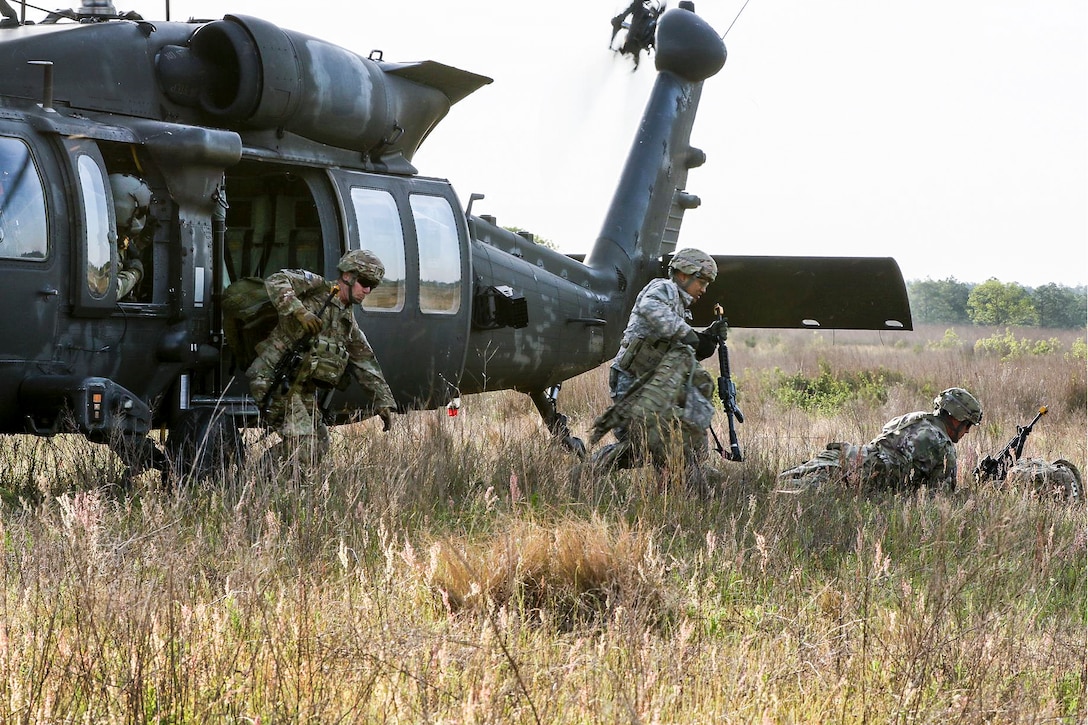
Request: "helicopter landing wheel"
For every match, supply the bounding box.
[164,407,245,487]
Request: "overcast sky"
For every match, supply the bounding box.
[66,0,1088,287]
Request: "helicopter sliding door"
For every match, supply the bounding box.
[333,171,470,410]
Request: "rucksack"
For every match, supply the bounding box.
[1005,458,1083,503]
[221,276,279,372]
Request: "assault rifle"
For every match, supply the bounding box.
[258,284,340,417]
[710,303,743,461]
[973,405,1047,483]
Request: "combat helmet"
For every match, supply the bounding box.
[108,173,151,236]
[933,387,983,425]
[337,249,385,284]
[668,248,717,282]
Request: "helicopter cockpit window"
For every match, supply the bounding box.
[77,154,112,298]
[349,187,405,312]
[0,137,48,261]
[410,194,461,315]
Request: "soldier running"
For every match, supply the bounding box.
[247,249,396,466]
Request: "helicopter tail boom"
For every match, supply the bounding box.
[585,4,725,340]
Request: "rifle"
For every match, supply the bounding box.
[711,303,743,461]
[258,284,340,417]
[973,405,1047,483]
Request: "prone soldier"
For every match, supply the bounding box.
[778,387,983,492]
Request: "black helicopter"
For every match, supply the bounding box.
[0,0,911,479]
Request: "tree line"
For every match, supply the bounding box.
[907,278,1087,328]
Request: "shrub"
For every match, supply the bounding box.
[770,361,900,413]
[926,328,964,350]
[975,329,1065,361]
[1067,337,1087,362]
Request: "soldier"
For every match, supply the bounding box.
[778,387,984,492]
[108,172,151,300]
[587,248,727,484]
[247,249,396,466]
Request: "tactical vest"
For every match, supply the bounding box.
[304,334,350,388]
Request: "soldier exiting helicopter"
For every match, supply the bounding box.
[587,248,728,487]
[247,250,397,466]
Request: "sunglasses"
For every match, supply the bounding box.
[354,276,381,289]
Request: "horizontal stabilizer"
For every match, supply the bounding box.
[689,255,913,330]
[382,61,493,105]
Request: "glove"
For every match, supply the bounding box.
[294,308,323,335]
[705,319,729,341]
[694,332,717,360]
[377,407,393,432]
[680,328,700,349]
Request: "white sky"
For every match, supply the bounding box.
[77,1,1088,287]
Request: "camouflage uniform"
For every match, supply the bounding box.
[591,249,720,479]
[247,268,395,460]
[860,411,959,490]
[779,389,983,492]
[591,342,716,473]
[609,276,700,401]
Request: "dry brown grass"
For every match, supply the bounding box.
[423,516,669,631]
[0,323,1083,722]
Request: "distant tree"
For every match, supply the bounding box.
[1032,283,1087,328]
[907,277,972,324]
[504,226,558,250]
[967,278,1038,326]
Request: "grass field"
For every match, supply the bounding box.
[0,324,1084,722]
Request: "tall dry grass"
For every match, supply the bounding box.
[0,324,1084,722]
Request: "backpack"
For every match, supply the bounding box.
[221,277,279,372]
[1005,458,1083,503]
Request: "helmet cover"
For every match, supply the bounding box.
[668,248,717,282]
[933,387,983,425]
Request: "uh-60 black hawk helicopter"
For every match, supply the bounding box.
[0,0,911,481]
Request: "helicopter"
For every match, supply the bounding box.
[0,0,912,480]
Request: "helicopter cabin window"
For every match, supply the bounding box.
[0,137,48,261]
[410,194,461,315]
[349,187,405,312]
[77,155,112,299]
